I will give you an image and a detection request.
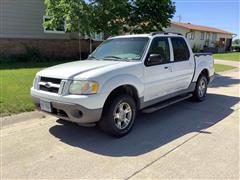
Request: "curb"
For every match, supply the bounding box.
[1,110,51,127]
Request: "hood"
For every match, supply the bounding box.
[37,60,128,79]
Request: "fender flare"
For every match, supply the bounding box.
[193,61,210,82]
[99,74,144,98]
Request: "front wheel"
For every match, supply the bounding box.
[98,94,136,137]
[192,74,208,102]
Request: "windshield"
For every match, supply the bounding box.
[89,37,149,61]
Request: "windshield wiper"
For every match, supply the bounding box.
[103,56,131,62]
[103,56,123,59]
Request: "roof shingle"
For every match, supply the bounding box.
[172,22,234,35]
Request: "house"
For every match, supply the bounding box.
[165,22,234,52]
[0,0,103,59]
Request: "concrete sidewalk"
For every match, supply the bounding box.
[1,70,239,179]
[215,59,240,68]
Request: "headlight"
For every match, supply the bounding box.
[69,81,99,95]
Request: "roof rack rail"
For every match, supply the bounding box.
[150,32,164,36]
[150,32,183,36]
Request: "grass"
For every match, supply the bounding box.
[213,52,240,61]
[0,67,42,115]
[0,61,72,116]
[214,64,236,72]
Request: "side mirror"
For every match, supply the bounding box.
[147,54,163,65]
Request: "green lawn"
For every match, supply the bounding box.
[214,64,236,72]
[0,67,42,115]
[213,52,240,61]
[0,61,71,116]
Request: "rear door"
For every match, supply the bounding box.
[170,37,194,91]
[143,37,176,102]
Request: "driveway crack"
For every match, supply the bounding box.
[125,133,200,180]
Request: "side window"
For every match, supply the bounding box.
[171,37,190,61]
[212,33,217,41]
[189,32,195,40]
[148,37,170,64]
[200,32,205,40]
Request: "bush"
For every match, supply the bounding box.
[192,44,201,53]
[1,45,80,64]
[0,46,48,64]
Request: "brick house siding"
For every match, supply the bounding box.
[0,38,102,59]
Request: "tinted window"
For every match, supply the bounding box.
[148,37,170,64]
[171,37,190,61]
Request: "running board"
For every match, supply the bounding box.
[141,94,193,113]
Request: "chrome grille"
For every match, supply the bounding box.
[38,77,62,94]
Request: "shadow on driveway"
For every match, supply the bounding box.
[49,93,239,157]
[210,73,240,88]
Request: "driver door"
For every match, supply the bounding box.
[143,37,176,102]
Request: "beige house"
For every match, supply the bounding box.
[165,22,234,52]
[0,0,103,58]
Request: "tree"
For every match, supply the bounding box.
[44,0,176,36]
[88,0,131,36]
[233,39,240,45]
[128,0,176,33]
[44,0,130,36]
[44,0,92,35]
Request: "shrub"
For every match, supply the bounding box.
[0,45,78,64]
[192,44,201,53]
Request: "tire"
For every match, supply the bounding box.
[98,94,136,137]
[192,74,208,102]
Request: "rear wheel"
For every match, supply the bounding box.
[192,74,208,102]
[98,94,136,137]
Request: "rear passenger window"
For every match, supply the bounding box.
[171,37,190,61]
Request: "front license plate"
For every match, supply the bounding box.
[40,100,52,112]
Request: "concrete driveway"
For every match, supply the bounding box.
[1,69,239,179]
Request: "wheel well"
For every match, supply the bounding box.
[103,85,140,110]
[201,69,210,83]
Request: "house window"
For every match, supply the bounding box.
[212,33,217,42]
[43,16,66,34]
[200,32,205,40]
[189,32,195,40]
[206,32,210,40]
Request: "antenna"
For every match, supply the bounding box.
[176,15,182,22]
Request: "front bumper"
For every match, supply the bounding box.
[32,96,103,124]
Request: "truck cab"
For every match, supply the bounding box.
[31,32,214,137]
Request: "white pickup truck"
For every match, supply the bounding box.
[31,32,214,137]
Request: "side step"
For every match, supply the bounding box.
[141,94,193,113]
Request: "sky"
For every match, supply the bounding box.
[172,0,240,39]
